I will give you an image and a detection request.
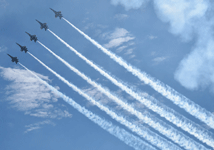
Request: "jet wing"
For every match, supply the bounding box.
[14,57,18,64]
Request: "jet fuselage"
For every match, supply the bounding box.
[50,8,63,19]
[16,43,28,53]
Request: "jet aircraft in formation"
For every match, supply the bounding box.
[16,43,28,53]
[36,19,48,31]
[50,8,63,19]
[8,8,63,64]
[7,54,18,64]
[25,32,38,42]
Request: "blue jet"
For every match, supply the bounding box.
[16,43,28,53]
[36,19,48,31]
[50,8,63,19]
[25,32,38,42]
[7,54,18,64]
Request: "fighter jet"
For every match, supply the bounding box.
[16,43,28,53]
[36,20,48,31]
[50,8,63,19]
[7,54,18,64]
[25,32,38,42]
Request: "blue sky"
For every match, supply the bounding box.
[1,0,214,150]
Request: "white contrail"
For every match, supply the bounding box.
[27,52,183,150]
[47,28,214,148]
[18,62,157,150]
[34,44,207,150]
[62,17,214,130]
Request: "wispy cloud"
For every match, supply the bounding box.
[103,28,135,57]
[0,46,7,53]
[0,0,9,8]
[152,56,167,64]
[0,66,72,119]
[114,14,129,20]
[148,35,158,40]
[102,28,136,60]
[116,45,128,53]
[124,48,134,55]
[110,0,149,10]
[109,28,129,39]
[24,120,55,133]
[83,23,94,31]
[104,37,135,49]
[83,23,108,31]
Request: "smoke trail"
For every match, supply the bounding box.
[33,45,207,150]
[47,29,214,148]
[26,53,182,150]
[62,17,214,130]
[18,62,157,150]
